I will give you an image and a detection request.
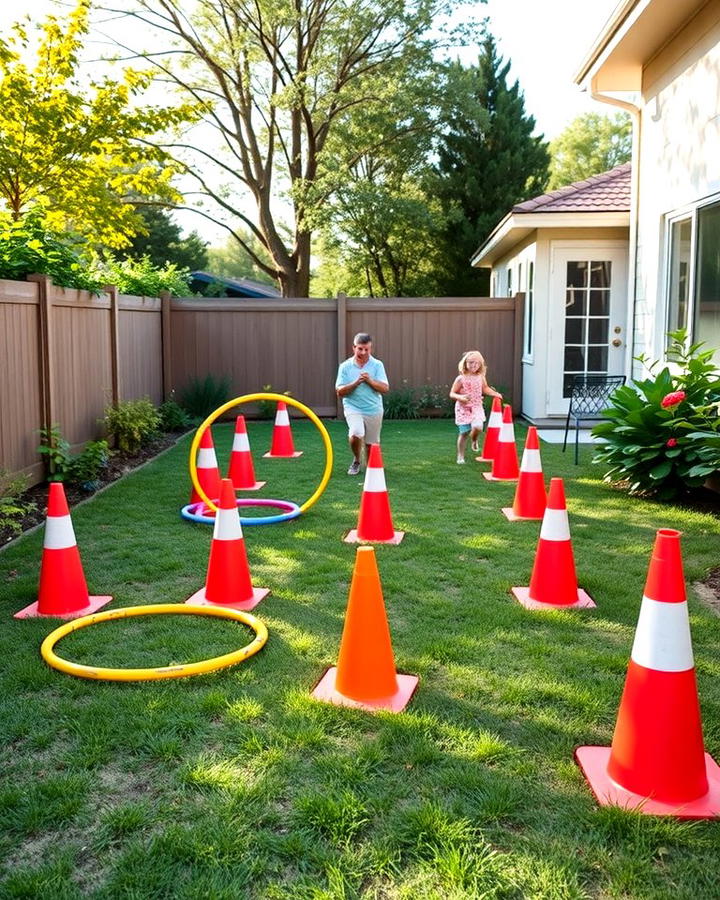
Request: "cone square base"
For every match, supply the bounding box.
[511,586,596,609]
[14,595,113,620]
[236,481,266,491]
[343,529,405,545]
[185,586,270,611]
[501,507,543,522]
[575,746,720,819]
[483,472,518,482]
[311,666,418,712]
[476,455,492,463]
[262,451,303,458]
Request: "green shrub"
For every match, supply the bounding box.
[157,396,191,432]
[103,399,160,453]
[68,441,110,491]
[179,374,232,420]
[37,424,72,482]
[417,382,454,416]
[0,470,36,539]
[257,385,292,419]
[384,381,420,419]
[91,254,191,297]
[592,331,720,498]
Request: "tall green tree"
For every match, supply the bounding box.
[547,112,632,189]
[122,207,209,270]
[433,36,550,296]
[116,0,483,296]
[0,1,192,247]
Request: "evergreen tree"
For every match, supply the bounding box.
[434,36,550,296]
[123,207,209,271]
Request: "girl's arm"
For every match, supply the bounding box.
[449,376,468,402]
[482,379,503,399]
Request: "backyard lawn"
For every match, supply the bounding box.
[1,418,719,898]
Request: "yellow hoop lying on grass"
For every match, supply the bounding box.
[189,393,333,516]
[41,603,268,682]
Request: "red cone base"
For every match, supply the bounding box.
[501,507,543,522]
[312,666,418,712]
[263,450,302,458]
[483,471,518,482]
[511,586,596,609]
[344,528,405,545]
[575,746,720,818]
[185,586,269,612]
[14,594,112,620]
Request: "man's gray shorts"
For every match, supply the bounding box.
[345,412,383,445]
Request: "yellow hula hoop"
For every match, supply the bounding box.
[40,604,268,682]
[189,393,333,515]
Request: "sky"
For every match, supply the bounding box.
[1,0,621,241]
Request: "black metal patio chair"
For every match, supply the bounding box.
[562,374,626,464]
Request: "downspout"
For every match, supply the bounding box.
[589,75,641,380]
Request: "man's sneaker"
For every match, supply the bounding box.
[347,460,361,475]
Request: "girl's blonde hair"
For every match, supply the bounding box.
[458,350,487,376]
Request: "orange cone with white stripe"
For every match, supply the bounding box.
[502,427,546,521]
[14,483,112,619]
[263,401,302,458]
[312,546,418,712]
[576,529,720,817]
[227,415,265,491]
[186,478,269,610]
[511,478,595,609]
[344,444,404,544]
[478,396,502,462]
[190,427,222,507]
[483,405,519,481]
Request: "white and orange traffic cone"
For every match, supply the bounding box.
[227,415,265,491]
[483,405,519,481]
[576,529,720,817]
[478,396,502,462]
[511,478,595,609]
[502,426,546,521]
[14,483,112,619]
[345,444,404,544]
[263,401,302,458]
[186,478,270,611]
[312,546,418,712]
[190,427,222,508]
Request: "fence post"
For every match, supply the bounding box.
[336,292,347,418]
[160,291,172,400]
[28,274,55,434]
[512,292,525,414]
[106,284,120,408]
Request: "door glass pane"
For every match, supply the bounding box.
[668,218,691,338]
[591,261,611,288]
[565,319,585,343]
[694,203,720,365]
[564,347,584,370]
[567,261,588,288]
[587,346,608,370]
[589,290,609,316]
[566,289,586,315]
[588,319,609,343]
[563,258,613,397]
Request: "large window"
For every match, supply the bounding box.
[667,217,691,336]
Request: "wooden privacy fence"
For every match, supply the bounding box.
[0,280,523,486]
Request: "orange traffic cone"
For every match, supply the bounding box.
[345,444,404,544]
[227,415,265,491]
[186,479,270,610]
[502,427,546,521]
[511,478,595,609]
[190,427,222,508]
[14,483,112,619]
[263,401,302,458]
[478,396,502,462]
[576,529,720,817]
[312,546,418,711]
[483,405,519,481]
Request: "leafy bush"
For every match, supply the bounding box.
[179,374,232,420]
[592,331,720,498]
[157,396,191,432]
[257,385,292,419]
[92,254,191,297]
[417,381,454,416]
[384,381,420,419]
[103,399,160,453]
[38,424,73,481]
[68,440,109,491]
[0,470,36,538]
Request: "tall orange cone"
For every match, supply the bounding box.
[344,444,404,544]
[312,546,418,711]
[502,427,546,521]
[478,396,502,462]
[263,401,302,458]
[511,478,595,609]
[227,415,265,491]
[190,427,222,507]
[14,483,112,619]
[576,530,720,817]
[186,479,270,610]
[483,405,519,481]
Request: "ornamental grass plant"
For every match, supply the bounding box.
[1,419,719,897]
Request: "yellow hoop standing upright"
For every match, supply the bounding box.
[188,393,333,515]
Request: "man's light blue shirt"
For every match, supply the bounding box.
[335,356,388,415]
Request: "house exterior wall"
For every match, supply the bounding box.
[633,5,720,371]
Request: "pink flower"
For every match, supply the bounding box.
[661,390,686,408]
[666,438,678,447]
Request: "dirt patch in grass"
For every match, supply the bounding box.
[695,566,720,617]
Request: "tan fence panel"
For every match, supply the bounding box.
[168,298,339,415]
[0,280,44,481]
[118,295,163,405]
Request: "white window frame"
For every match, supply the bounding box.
[523,259,535,363]
[507,267,513,297]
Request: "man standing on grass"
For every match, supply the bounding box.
[335,332,389,475]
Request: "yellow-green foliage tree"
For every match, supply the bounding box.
[0,1,194,248]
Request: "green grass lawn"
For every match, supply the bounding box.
[1,418,719,899]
